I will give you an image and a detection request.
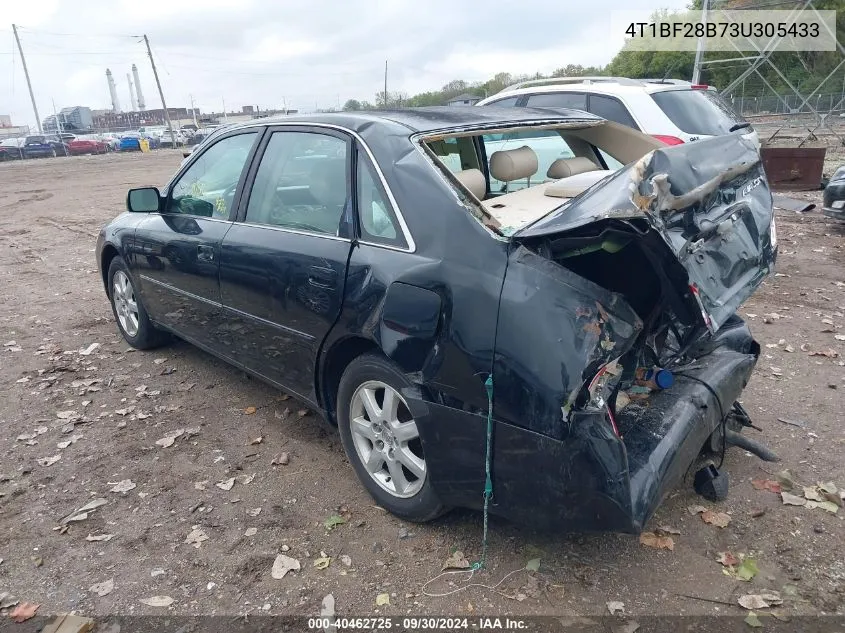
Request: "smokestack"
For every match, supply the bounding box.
[132,64,146,111]
[127,73,138,111]
[106,68,121,113]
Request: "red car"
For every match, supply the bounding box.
[68,136,110,155]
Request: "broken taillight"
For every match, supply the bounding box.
[587,360,622,437]
[652,134,685,146]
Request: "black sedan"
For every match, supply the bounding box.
[23,134,69,158]
[823,164,845,221]
[97,107,777,532]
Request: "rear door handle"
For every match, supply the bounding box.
[197,245,215,262]
[308,266,337,288]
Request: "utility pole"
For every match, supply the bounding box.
[190,94,198,127]
[12,24,42,133]
[383,60,388,109]
[143,34,176,148]
[222,97,227,122]
[691,0,710,84]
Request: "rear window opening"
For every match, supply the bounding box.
[651,89,748,136]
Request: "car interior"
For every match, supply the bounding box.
[422,120,659,233]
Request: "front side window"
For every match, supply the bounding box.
[356,149,406,249]
[245,131,349,236]
[168,132,257,218]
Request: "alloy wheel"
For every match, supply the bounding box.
[112,270,140,337]
[349,380,426,498]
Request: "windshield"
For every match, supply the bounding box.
[651,89,747,136]
[26,136,46,143]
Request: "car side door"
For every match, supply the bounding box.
[133,130,261,350]
[218,127,354,401]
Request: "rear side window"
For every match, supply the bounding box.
[525,92,587,110]
[651,89,746,135]
[588,95,638,129]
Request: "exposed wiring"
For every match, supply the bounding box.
[422,566,529,598]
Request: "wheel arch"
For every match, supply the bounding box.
[318,335,382,426]
[100,243,120,293]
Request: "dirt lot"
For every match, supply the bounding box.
[0,152,844,623]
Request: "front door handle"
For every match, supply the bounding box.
[197,245,215,262]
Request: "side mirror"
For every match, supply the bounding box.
[127,187,162,213]
[182,149,193,159]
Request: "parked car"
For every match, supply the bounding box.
[23,134,69,158]
[477,77,759,148]
[100,133,122,151]
[119,132,144,151]
[0,137,25,160]
[97,108,776,532]
[159,130,186,148]
[822,164,845,221]
[68,135,110,155]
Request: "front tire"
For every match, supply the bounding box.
[107,256,169,349]
[337,353,445,522]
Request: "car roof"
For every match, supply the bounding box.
[220,106,603,136]
[484,77,709,101]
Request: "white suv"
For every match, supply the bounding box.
[476,77,759,148]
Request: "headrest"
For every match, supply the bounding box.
[309,159,348,207]
[489,146,538,183]
[546,156,599,180]
[454,168,486,200]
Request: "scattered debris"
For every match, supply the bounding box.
[525,558,541,572]
[314,554,331,570]
[244,527,257,537]
[752,479,782,493]
[250,436,263,445]
[57,434,83,449]
[716,552,739,567]
[271,554,300,579]
[85,533,114,542]
[89,578,114,597]
[150,569,165,578]
[109,479,136,494]
[272,452,290,466]
[139,596,174,607]
[320,594,336,629]
[777,469,796,490]
[776,417,806,428]
[376,593,390,606]
[238,473,255,485]
[442,550,471,571]
[701,510,731,528]
[340,554,352,567]
[78,343,100,356]
[744,612,763,628]
[247,507,262,517]
[244,406,257,415]
[0,592,19,609]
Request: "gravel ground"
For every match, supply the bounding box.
[0,152,843,624]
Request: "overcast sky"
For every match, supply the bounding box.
[2,0,687,129]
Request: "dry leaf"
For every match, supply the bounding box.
[155,429,184,448]
[271,554,300,579]
[10,602,40,622]
[442,550,471,570]
[109,479,136,494]
[139,596,174,607]
[656,525,681,535]
[752,479,782,493]
[250,436,263,445]
[739,592,782,610]
[803,486,822,501]
[247,507,262,516]
[185,527,209,548]
[215,477,236,491]
[716,551,739,567]
[781,492,807,506]
[38,454,61,467]
[376,593,390,606]
[606,601,625,615]
[808,348,839,358]
[314,556,331,570]
[244,406,257,415]
[639,531,674,550]
[244,527,258,537]
[701,510,731,528]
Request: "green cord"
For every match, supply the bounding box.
[472,375,495,571]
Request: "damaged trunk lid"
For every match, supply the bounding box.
[514,135,777,331]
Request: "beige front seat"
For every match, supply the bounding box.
[546,156,599,180]
[489,146,539,190]
[454,168,487,200]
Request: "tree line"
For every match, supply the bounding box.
[341,0,844,112]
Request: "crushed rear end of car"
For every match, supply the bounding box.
[494,134,776,531]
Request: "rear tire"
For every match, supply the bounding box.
[337,353,445,522]
[107,256,169,350]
